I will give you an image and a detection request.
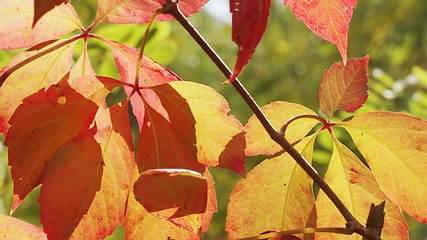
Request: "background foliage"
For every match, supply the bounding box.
[1,0,427,238]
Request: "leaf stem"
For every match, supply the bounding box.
[0,34,83,87]
[162,1,380,239]
[279,114,329,136]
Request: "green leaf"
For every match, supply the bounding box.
[342,112,427,223]
[315,138,409,239]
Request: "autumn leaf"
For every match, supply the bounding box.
[229,0,270,81]
[0,0,81,50]
[342,112,427,223]
[106,39,181,128]
[0,214,47,240]
[245,101,318,156]
[91,0,209,26]
[315,138,409,239]
[134,168,207,232]
[125,169,198,240]
[226,136,315,239]
[150,81,246,176]
[319,56,369,119]
[4,76,120,212]
[33,0,69,27]
[0,40,75,134]
[284,0,357,63]
[38,101,134,239]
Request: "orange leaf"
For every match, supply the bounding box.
[106,40,181,128]
[284,0,357,63]
[124,169,198,239]
[0,0,81,49]
[229,0,270,81]
[0,40,75,134]
[150,81,246,176]
[0,214,47,239]
[136,101,206,173]
[226,136,316,239]
[319,56,369,119]
[245,101,317,156]
[4,76,120,212]
[315,139,408,239]
[134,168,207,232]
[342,112,427,223]
[92,0,209,25]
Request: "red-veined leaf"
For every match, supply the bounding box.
[134,168,207,232]
[0,40,75,134]
[92,0,209,26]
[0,214,47,239]
[150,81,246,176]
[284,0,357,63]
[33,0,69,27]
[245,101,318,156]
[226,136,316,239]
[315,138,408,239]
[319,56,369,119]
[342,112,427,223]
[106,39,181,128]
[0,0,81,50]
[4,76,120,212]
[124,169,198,239]
[229,0,270,81]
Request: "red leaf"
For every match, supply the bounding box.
[229,0,270,81]
[0,214,47,239]
[107,40,181,128]
[134,168,208,232]
[33,0,69,27]
[319,56,369,119]
[284,0,357,63]
[150,82,246,176]
[0,40,75,134]
[4,76,120,212]
[0,0,81,49]
[92,0,209,26]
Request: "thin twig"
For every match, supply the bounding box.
[162,1,380,239]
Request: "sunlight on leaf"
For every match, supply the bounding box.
[92,0,209,26]
[0,41,75,134]
[315,138,408,239]
[245,101,318,156]
[229,0,270,81]
[226,136,316,239]
[150,81,246,176]
[284,0,357,63]
[4,76,120,212]
[342,112,427,223]
[0,0,81,50]
[134,168,207,232]
[125,169,198,239]
[319,56,369,119]
[0,214,47,239]
[33,0,68,27]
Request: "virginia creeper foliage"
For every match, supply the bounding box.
[0,0,425,239]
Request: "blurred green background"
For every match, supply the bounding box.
[1,0,427,239]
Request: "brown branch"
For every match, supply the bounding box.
[162,1,380,239]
